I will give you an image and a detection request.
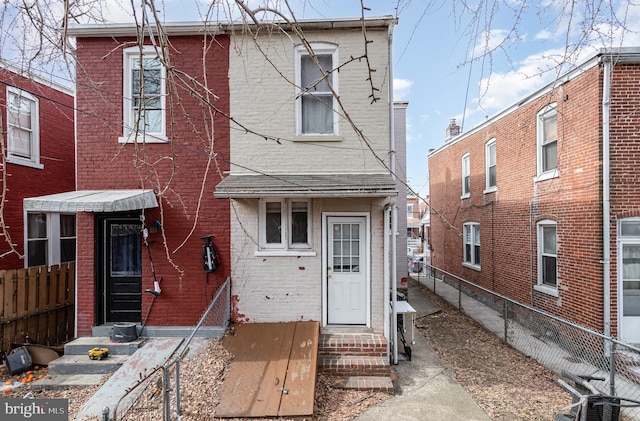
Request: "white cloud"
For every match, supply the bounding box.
[393,78,414,101]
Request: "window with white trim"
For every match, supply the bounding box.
[26,212,76,267]
[6,87,41,168]
[121,46,166,142]
[463,222,480,268]
[537,104,558,178]
[461,153,470,198]
[537,220,557,288]
[407,203,414,217]
[485,139,496,191]
[260,199,311,249]
[295,43,338,136]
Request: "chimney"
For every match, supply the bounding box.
[445,118,460,141]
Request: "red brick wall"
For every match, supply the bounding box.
[429,64,605,331]
[0,69,75,269]
[74,36,231,333]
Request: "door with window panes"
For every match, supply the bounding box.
[619,219,640,342]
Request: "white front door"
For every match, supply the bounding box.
[620,242,640,342]
[326,216,368,325]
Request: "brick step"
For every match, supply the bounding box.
[318,355,391,377]
[336,375,394,392]
[318,333,387,357]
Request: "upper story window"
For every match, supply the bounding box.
[26,212,76,267]
[260,199,311,250]
[537,220,558,293]
[485,139,497,192]
[463,222,480,269]
[121,46,167,143]
[295,43,338,137]
[407,204,414,217]
[536,104,558,180]
[6,87,42,169]
[461,153,470,198]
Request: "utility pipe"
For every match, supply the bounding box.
[602,58,612,340]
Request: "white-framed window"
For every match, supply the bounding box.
[461,153,470,198]
[407,203,414,217]
[295,43,338,136]
[6,86,42,169]
[259,199,311,250]
[485,138,497,192]
[25,212,76,267]
[463,222,480,269]
[121,46,167,143]
[537,220,558,290]
[536,104,558,180]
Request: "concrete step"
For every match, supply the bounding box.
[30,373,107,390]
[47,354,129,375]
[318,333,387,357]
[63,337,146,356]
[318,355,391,377]
[337,375,395,392]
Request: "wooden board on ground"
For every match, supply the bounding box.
[216,321,319,418]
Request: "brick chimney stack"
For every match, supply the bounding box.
[445,118,461,141]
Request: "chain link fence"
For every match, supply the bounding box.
[420,266,640,421]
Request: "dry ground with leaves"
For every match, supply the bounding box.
[0,283,571,420]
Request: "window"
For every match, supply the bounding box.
[407,204,414,217]
[121,46,166,142]
[537,104,558,179]
[463,222,480,268]
[260,199,310,250]
[295,43,338,136]
[6,87,41,168]
[461,153,470,198]
[25,213,76,267]
[485,139,496,191]
[537,220,557,288]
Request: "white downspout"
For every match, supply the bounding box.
[384,205,391,342]
[602,58,612,339]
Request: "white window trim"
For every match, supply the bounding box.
[294,43,339,138]
[534,104,560,182]
[24,212,76,267]
[6,86,42,169]
[534,219,559,296]
[484,138,497,193]
[462,222,480,270]
[257,198,314,255]
[461,153,470,199]
[119,46,168,144]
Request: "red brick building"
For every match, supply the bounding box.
[0,63,75,270]
[428,48,640,344]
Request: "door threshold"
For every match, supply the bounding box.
[321,325,373,334]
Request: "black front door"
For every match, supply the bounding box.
[104,219,142,322]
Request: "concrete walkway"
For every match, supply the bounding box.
[355,278,492,421]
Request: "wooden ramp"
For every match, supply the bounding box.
[216,321,319,418]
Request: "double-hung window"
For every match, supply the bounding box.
[121,46,166,142]
[537,220,558,292]
[463,222,480,268]
[260,199,311,250]
[26,213,76,267]
[6,87,41,168]
[536,104,558,179]
[485,139,496,191]
[295,43,338,136]
[461,153,470,198]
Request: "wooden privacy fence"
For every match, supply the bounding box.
[0,262,75,355]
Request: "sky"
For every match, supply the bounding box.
[8,0,640,196]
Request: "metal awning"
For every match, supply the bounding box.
[23,190,158,213]
[214,174,398,198]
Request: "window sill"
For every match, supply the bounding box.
[293,135,343,142]
[461,193,470,200]
[255,250,317,257]
[533,284,559,297]
[118,134,170,144]
[6,157,44,169]
[483,186,497,194]
[462,262,481,271]
[534,170,559,183]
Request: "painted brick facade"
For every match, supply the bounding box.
[0,67,75,269]
[428,51,640,340]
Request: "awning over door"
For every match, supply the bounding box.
[23,190,158,213]
[214,173,398,198]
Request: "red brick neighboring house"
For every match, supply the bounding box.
[428,48,640,344]
[0,62,75,269]
[36,27,233,336]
